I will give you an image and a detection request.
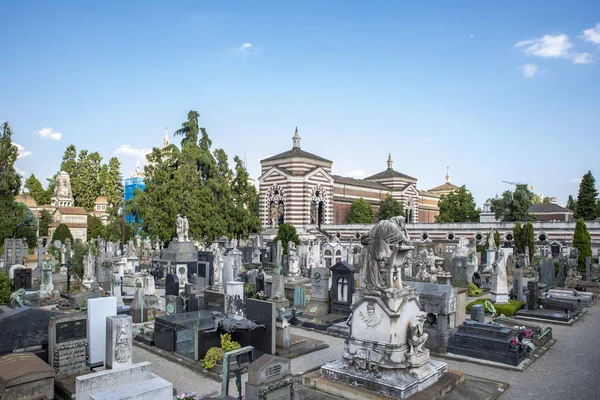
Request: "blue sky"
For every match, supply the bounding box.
[2,1,599,207]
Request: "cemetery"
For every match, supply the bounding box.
[2,202,600,400]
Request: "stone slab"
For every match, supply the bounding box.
[89,376,172,400]
[75,361,152,400]
[48,314,89,377]
[87,297,117,366]
[0,306,61,357]
[0,352,55,400]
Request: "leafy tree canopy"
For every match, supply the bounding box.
[87,215,105,240]
[435,185,480,223]
[273,223,300,254]
[348,198,374,224]
[575,171,598,221]
[489,184,535,222]
[566,195,577,211]
[0,272,11,306]
[378,196,404,221]
[38,209,53,237]
[24,174,51,205]
[573,218,592,276]
[52,223,74,244]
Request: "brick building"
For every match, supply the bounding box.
[258,128,450,230]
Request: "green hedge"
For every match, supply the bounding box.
[466,298,524,316]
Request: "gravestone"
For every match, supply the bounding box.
[527,280,539,310]
[451,257,469,287]
[106,315,133,370]
[540,258,556,287]
[14,268,32,290]
[165,295,183,315]
[176,264,188,288]
[245,298,277,356]
[0,353,55,400]
[269,266,289,309]
[165,273,179,296]
[0,306,61,358]
[245,355,293,400]
[276,309,290,349]
[293,285,307,310]
[586,256,591,281]
[303,267,330,318]
[88,297,117,366]
[491,250,509,304]
[330,261,356,316]
[48,314,90,376]
[557,258,566,287]
[205,290,226,314]
[470,304,485,322]
[130,281,147,323]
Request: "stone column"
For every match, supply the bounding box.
[106,315,133,370]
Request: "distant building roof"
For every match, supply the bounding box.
[418,190,441,198]
[364,168,416,181]
[55,207,88,215]
[333,175,390,190]
[261,147,332,164]
[95,196,108,203]
[528,203,573,214]
[428,182,460,193]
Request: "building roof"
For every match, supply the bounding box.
[364,168,416,181]
[333,175,390,190]
[95,196,108,203]
[55,207,87,215]
[49,222,88,229]
[428,182,460,193]
[418,190,441,198]
[261,147,332,164]
[528,203,573,214]
[15,194,38,208]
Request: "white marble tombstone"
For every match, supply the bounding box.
[223,256,235,286]
[88,297,118,366]
[491,249,509,304]
[106,315,133,370]
[176,264,188,288]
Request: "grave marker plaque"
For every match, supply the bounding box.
[245,354,293,400]
[48,314,90,377]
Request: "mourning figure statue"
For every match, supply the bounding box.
[408,312,429,354]
[360,216,413,290]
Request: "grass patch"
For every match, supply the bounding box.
[466,298,524,316]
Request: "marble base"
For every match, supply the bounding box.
[490,292,509,304]
[321,358,447,399]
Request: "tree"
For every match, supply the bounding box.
[575,171,598,221]
[105,157,123,206]
[378,196,404,221]
[230,155,261,239]
[87,215,105,240]
[513,222,534,261]
[532,194,553,204]
[348,198,374,223]
[0,122,22,247]
[0,271,11,306]
[566,195,577,211]
[38,209,53,236]
[24,174,50,204]
[573,218,592,276]
[52,223,74,244]
[273,223,300,254]
[435,185,480,222]
[489,184,535,222]
[12,203,38,248]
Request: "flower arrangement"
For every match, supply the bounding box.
[521,328,533,338]
[510,337,521,348]
[255,290,268,300]
[177,392,197,400]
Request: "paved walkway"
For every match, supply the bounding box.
[133,302,600,399]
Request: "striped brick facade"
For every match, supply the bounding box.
[259,130,440,230]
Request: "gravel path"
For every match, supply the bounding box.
[133,303,600,399]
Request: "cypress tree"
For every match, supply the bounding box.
[575,171,598,220]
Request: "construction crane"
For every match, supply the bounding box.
[502,181,534,191]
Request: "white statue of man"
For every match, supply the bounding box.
[176,214,183,241]
[213,248,224,288]
[182,216,189,242]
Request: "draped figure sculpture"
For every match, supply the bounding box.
[360,216,413,290]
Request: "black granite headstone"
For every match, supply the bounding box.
[330,261,356,316]
[470,304,485,322]
[0,306,61,360]
[527,281,539,310]
[14,268,32,290]
[204,291,226,313]
[165,273,179,296]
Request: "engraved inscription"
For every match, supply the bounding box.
[53,342,89,375]
[265,364,282,379]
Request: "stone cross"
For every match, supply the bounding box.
[35,242,44,269]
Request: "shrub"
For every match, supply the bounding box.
[0,272,11,306]
[467,283,483,297]
[221,333,241,353]
[202,347,224,370]
[52,223,74,243]
[244,283,256,298]
[466,298,524,316]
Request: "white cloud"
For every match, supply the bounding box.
[346,169,369,179]
[35,127,63,140]
[238,42,253,57]
[581,22,600,45]
[519,63,538,78]
[114,145,151,158]
[14,143,32,159]
[572,177,582,183]
[571,52,593,64]
[515,34,591,64]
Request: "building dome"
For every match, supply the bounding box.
[95,196,108,204]
[15,194,38,208]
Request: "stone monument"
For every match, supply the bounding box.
[490,249,509,304]
[320,216,447,398]
[41,258,54,295]
[106,315,133,370]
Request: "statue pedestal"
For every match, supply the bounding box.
[319,286,447,398]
